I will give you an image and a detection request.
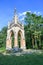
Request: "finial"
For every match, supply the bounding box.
[14,8,17,15]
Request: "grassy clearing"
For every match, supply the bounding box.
[0,52,43,65]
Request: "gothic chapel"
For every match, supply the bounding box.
[6,8,26,50]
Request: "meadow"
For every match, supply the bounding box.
[0,50,43,65]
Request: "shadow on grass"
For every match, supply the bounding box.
[0,52,43,65]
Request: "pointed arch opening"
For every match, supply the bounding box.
[18,30,22,48]
[10,30,14,48]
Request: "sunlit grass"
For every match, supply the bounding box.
[0,51,43,65]
[0,47,5,53]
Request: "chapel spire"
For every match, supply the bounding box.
[14,8,18,24]
[14,8,17,16]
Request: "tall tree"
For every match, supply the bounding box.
[24,12,43,49]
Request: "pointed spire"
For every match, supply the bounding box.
[14,8,17,16]
[8,21,10,29]
[13,8,18,24]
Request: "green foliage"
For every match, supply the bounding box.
[0,47,5,53]
[18,33,21,48]
[12,34,14,48]
[0,27,7,48]
[24,12,43,49]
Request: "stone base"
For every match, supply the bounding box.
[13,47,19,51]
[6,47,12,51]
[13,47,22,52]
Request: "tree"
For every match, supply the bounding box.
[24,12,43,49]
[0,27,7,48]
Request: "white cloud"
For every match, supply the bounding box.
[28,10,31,13]
[19,10,31,17]
[34,11,37,14]
[18,10,41,21]
[19,11,41,17]
[37,12,41,15]
[19,11,26,17]
[33,11,41,15]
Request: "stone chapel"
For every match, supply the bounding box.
[6,8,26,50]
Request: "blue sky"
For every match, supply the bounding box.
[0,0,43,30]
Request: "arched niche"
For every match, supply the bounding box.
[10,30,14,48]
[17,30,22,48]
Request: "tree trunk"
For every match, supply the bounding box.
[32,37,34,48]
[35,37,38,49]
[39,37,41,49]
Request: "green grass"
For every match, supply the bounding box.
[0,52,43,65]
[0,47,5,53]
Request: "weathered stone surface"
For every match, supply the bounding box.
[6,9,26,50]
